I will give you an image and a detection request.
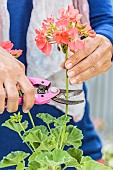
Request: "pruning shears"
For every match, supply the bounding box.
[18,77,84,105]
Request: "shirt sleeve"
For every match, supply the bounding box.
[88,0,113,44]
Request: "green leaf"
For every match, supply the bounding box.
[54,115,71,127]
[36,113,56,125]
[78,157,112,170]
[24,125,49,136]
[35,149,73,167]
[35,152,53,166]
[67,148,83,163]
[28,161,41,170]
[23,127,48,144]
[66,125,83,148]
[80,157,112,170]
[0,151,29,168]
[52,149,72,164]
[29,152,38,163]
[16,161,25,170]
[66,158,80,168]
[37,135,57,152]
[51,127,61,139]
[2,119,28,133]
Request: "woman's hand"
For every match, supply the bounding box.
[61,34,113,85]
[0,47,35,114]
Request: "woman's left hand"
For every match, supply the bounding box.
[61,34,113,85]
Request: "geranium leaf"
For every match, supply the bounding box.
[52,149,72,164]
[23,127,48,144]
[0,151,29,168]
[35,152,53,165]
[29,152,38,163]
[66,158,80,168]
[2,120,28,133]
[16,161,25,170]
[66,125,83,148]
[35,149,73,167]
[80,157,112,170]
[54,115,71,127]
[36,113,56,125]
[28,161,41,170]
[24,125,49,136]
[37,135,57,152]
[67,148,83,163]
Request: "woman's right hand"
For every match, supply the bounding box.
[0,47,35,114]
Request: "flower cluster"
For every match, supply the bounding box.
[0,41,22,58]
[35,5,96,56]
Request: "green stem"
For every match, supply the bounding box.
[28,111,35,128]
[59,126,66,149]
[19,121,36,152]
[65,48,69,116]
[47,124,52,134]
[59,48,69,149]
[19,121,26,133]
[19,91,35,128]
[18,133,33,152]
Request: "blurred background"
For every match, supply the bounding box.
[86,64,113,167]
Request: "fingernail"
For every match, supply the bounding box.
[68,71,75,77]
[23,110,29,113]
[70,79,77,85]
[66,63,73,69]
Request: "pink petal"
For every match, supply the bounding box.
[41,42,52,56]
[76,14,82,21]
[58,8,65,16]
[0,41,14,51]
[36,38,46,49]
[68,5,74,13]
[67,28,78,38]
[10,49,23,57]
[54,32,62,44]
[61,32,69,44]
[70,9,79,18]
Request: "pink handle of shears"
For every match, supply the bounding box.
[18,77,60,105]
[28,77,50,86]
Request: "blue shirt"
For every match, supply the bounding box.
[0,0,113,168]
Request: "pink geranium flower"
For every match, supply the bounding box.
[35,4,96,56]
[42,17,54,30]
[9,49,23,58]
[58,5,82,23]
[67,28,78,38]
[35,30,52,56]
[0,41,13,52]
[53,31,69,44]
[0,41,22,57]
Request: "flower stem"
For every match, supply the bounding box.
[18,132,34,152]
[18,122,34,152]
[19,91,35,128]
[28,111,35,128]
[59,47,69,149]
[19,121,36,152]
[65,48,69,116]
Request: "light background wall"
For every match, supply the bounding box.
[86,65,113,135]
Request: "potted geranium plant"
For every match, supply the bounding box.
[0,5,112,170]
